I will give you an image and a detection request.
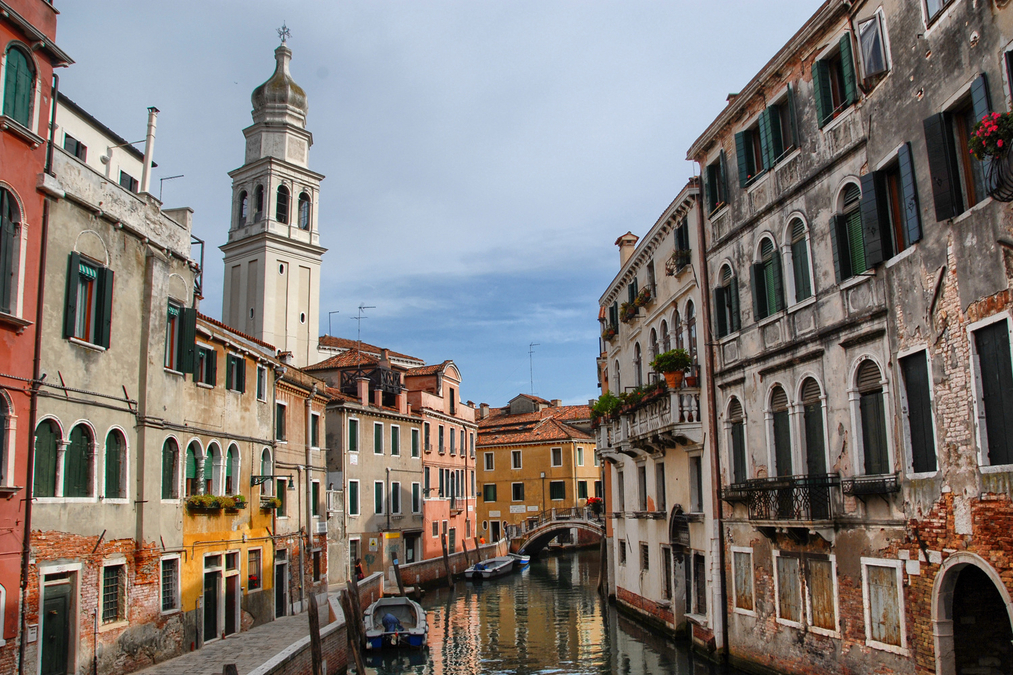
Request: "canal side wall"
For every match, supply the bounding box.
[393,541,508,589]
[248,596,349,675]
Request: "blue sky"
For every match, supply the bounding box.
[56,1,821,407]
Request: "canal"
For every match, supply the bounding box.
[365,548,749,674]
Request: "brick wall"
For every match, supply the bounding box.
[247,597,348,675]
[616,585,675,630]
[395,541,507,589]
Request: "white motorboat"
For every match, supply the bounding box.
[363,596,428,650]
[464,556,515,580]
[508,552,531,569]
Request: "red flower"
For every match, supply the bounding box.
[999,139,1004,148]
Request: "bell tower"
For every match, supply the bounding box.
[221,31,325,367]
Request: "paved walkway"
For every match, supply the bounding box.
[135,603,332,675]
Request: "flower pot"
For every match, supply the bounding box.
[685,375,698,387]
[664,371,684,388]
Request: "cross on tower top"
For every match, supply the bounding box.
[277,22,291,45]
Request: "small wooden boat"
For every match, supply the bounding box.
[509,553,531,569]
[464,556,515,580]
[363,596,428,650]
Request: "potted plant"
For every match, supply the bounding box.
[587,496,604,515]
[601,325,618,342]
[223,495,247,510]
[651,348,692,388]
[591,391,620,426]
[186,494,223,512]
[619,301,637,323]
[261,496,282,511]
[634,286,653,308]
[970,111,1013,201]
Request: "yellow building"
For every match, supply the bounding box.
[475,395,599,541]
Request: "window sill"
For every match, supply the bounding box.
[757,310,784,328]
[978,464,1013,475]
[732,607,757,618]
[718,331,741,345]
[772,146,801,168]
[159,608,182,617]
[0,312,31,334]
[839,273,873,291]
[775,617,804,629]
[35,497,98,504]
[744,171,769,193]
[906,470,939,481]
[707,203,729,221]
[0,486,23,497]
[952,197,994,225]
[196,382,214,390]
[68,337,106,352]
[821,104,855,134]
[0,116,44,147]
[810,625,841,639]
[99,619,129,634]
[257,397,267,403]
[686,613,709,627]
[884,246,917,269]
[163,368,184,377]
[787,295,816,314]
[865,639,909,657]
[101,498,129,505]
[161,499,181,505]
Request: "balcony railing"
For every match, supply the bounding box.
[721,474,841,522]
[841,472,900,496]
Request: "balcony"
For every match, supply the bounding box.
[842,472,900,497]
[665,248,692,276]
[721,474,841,524]
[599,387,702,459]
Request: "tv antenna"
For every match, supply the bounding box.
[528,342,539,395]
[352,305,375,358]
[327,310,340,336]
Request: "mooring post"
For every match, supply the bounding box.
[441,533,453,587]
[393,560,406,596]
[308,592,323,675]
[340,591,367,675]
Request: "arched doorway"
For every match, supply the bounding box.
[934,553,1013,674]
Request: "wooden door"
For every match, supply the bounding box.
[41,584,71,675]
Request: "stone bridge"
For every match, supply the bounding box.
[507,507,605,556]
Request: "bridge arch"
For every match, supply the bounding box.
[510,509,604,556]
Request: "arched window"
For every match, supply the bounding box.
[207,443,222,496]
[674,310,684,351]
[634,342,643,388]
[857,361,889,475]
[800,378,826,475]
[686,301,698,366]
[715,264,740,337]
[226,444,239,495]
[789,219,812,302]
[261,448,273,497]
[754,237,784,320]
[770,386,791,477]
[276,185,290,224]
[833,183,867,282]
[105,429,126,499]
[298,192,311,230]
[254,185,265,221]
[728,397,746,484]
[1,187,21,315]
[185,441,200,497]
[161,438,179,499]
[3,46,34,128]
[64,424,93,497]
[238,190,248,227]
[649,328,659,361]
[614,360,621,394]
[0,393,8,484]
[34,420,59,497]
[660,320,670,352]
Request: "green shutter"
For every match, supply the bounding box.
[787,84,800,149]
[207,348,218,386]
[237,357,246,392]
[374,424,382,454]
[828,214,851,283]
[2,51,17,120]
[735,131,749,187]
[64,253,81,338]
[847,208,867,275]
[64,426,90,498]
[162,441,175,499]
[225,355,233,390]
[719,150,728,202]
[729,276,741,332]
[226,446,235,481]
[714,287,727,337]
[861,392,889,475]
[770,250,785,312]
[105,432,121,498]
[33,422,57,498]
[704,164,713,213]
[758,109,773,170]
[185,446,196,480]
[768,105,784,159]
[859,172,891,267]
[792,238,812,301]
[0,214,14,314]
[812,59,833,128]
[348,419,357,452]
[750,262,767,321]
[897,142,922,247]
[839,34,857,105]
[4,48,32,127]
[923,113,961,221]
[177,307,197,373]
[94,267,114,349]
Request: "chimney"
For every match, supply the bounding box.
[551,399,561,407]
[379,349,390,368]
[278,351,295,365]
[373,388,383,408]
[479,403,489,419]
[397,391,407,415]
[140,106,159,196]
[615,232,639,268]
[356,376,369,407]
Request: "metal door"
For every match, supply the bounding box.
[203,571,220,641]
[275,562,287,618]
[41,584,71,675]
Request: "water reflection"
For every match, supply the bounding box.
[365,549,747,675]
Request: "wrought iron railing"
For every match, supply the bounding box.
[841,472,900,496]
[504,506,604,538]
[722,474,840,522]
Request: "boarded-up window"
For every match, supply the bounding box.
[662,547,673,600]
[867,564,902,646]
[733,551,754,611]
[694,553,707,616]
[808,558,836,630]
[776,554,802,623]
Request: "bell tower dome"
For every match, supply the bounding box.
[220,34,326,368]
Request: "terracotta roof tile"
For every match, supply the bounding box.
[477,404,592,445]
[405,360,451,377]
[197,313,276,351]
[317,335,422,363]
[304,350,378,372]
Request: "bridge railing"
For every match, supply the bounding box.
[505,506,604,539]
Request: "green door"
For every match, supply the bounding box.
[203,571,219,642]
[41,584,71,675]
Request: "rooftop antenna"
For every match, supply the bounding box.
[327,310,340,336]
[158,174,183,202]
[529,342,539,395]
[352,304,375,359]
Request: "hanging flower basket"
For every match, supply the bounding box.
[601,325,618,342]
[619,302,638,323]
[969,112,1013,202]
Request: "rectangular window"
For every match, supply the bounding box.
[165,303,181,370]
[63,133,87,161]
[349,540,360,575]
[775,552,802,626]
[276,479,286,516]
[471,470,475,497]
[432,521,439,538]
[551,447,562,467]
[313,551,321,582]
[424,467,430,497]
[858,12,888,80]
[391,481,401,514]
[225,354,246,393]
[424,422,431,452]
[347,480,359,516]
[374,422,383,455]
[438,468,445,498]
[411,428,420,458]
[734,125,765,187]
[973,320,1013,466]
[119,170,138,193]
[311,414,320,448]
[438,425,444,453]
[63,254,115,348]
[257,365,267,401]
[808,557,838,633]
[348,419,359,453]
[195,345,217,386]
[470,433,475,458]
[618,541,627,565]
[312,480,320,517]
[693,553,707,616]
[637,465,648,511]
[812,35,857,128]
[247,550,262,591]
[411,482,421,513]
[925,0,953,23]
[690,455,703,513]
[484,452,494,471]
[549,481,565,500]
[483,484,496,502]
[374,481,384,515]
[655,463,666,511]
[275,403,286,441]
[161,557,180,612]
[640,543,650,571]
[460,430,465,455]
[704,152,728,214]
[102,563,126,623]
[577,480,588,500]
[577,447,584,466]
[616,470,625,511]
[512,482,524,501]
[511,450,521,469]
[594,480,603,498]
[862,558,905,651]
[901,351,936,473]
[732,548,754,613]
[391,425,400,457]
[450,427,456,455]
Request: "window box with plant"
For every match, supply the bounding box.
[224,495,247,510]
[601,325,618,342]
[634,286,653,308]
[619,301,638,323]
[651,349,692,388]
[261,496,282,511]
[969,111,1013,202]
[186,494,224,512]
[591,391,621,427]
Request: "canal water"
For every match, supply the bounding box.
[364,548,748,675]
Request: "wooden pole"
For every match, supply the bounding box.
[340,591,367,675]
[222,666,239,675]
[393,560,406,596]
[461,539,473,566]
[440,533,453,587]
[347,574,366,639]
[308,592,323,675]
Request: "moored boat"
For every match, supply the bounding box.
[363,596,428,650]
[464,555,515,580]
[508,552,531,569]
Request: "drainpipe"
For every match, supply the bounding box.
[695,171,728,659]
[140,107,158,196]
[18,73,58,675]
[305,383,317,605]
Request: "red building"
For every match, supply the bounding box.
[0,1,70,672]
